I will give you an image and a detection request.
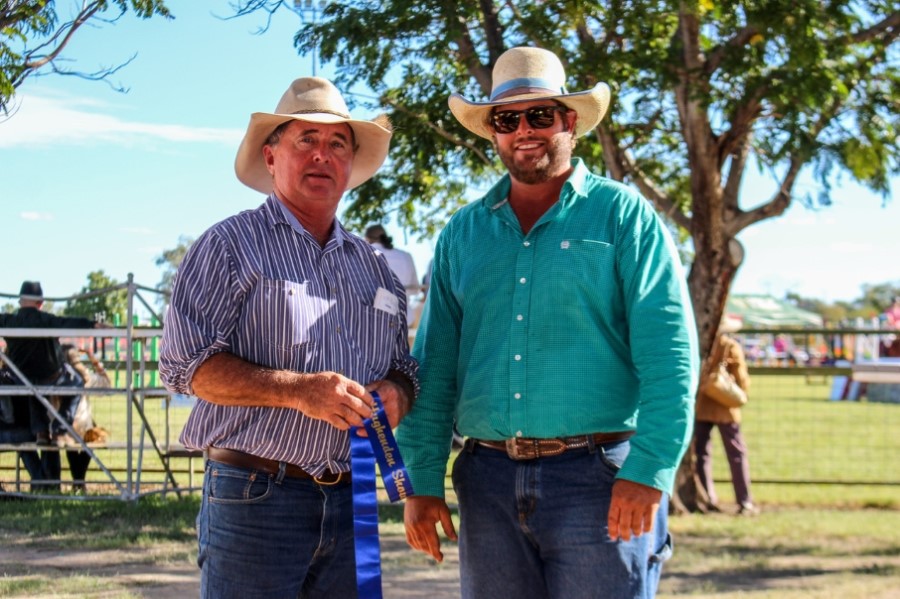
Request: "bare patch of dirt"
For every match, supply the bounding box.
[0,531,460,598]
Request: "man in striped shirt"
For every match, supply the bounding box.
[160,77,418,599]
[398,47,698,598]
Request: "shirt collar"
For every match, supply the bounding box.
[482,158,591,213]
[265,194,348,249]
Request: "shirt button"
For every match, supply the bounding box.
[519,277,527,284]
[514,354,521,361]
[516,314,523,321]
[516,431,523,438]
[523,241,530,247]
[514,393,521,399]
[336,326,342,333]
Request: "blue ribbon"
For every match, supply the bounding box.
[350,391,416,598]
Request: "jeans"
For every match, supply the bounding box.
[453,440,672,599]
[0,427,42,482]
[198,459,358,599]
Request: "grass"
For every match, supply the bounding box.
[1,371,899,596]
[659,507,900,598]
[1,497,898,598]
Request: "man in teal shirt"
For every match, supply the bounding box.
[397,47,699,599]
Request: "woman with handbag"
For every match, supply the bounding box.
[694,317,758,515]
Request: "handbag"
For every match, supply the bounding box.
[701,362,748,408]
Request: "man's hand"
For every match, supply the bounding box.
[295,372,373,430]
[607,479,662,542]
[365,378,410,428]
[404,495,458,562]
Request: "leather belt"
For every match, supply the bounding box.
[473,432,634,460]
[207,446,350,485]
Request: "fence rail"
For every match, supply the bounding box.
[3,314,898,500]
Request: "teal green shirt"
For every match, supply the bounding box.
[396,159,699,497]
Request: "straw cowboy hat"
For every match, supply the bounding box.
[235,77,392,194]
[448,46,611,140]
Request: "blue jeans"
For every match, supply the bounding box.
[198,459,358,599]
[0,427,42,482]
[453,440,672,599]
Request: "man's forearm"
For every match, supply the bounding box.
[191,352,299,409]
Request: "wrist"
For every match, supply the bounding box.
[384,369,415,414]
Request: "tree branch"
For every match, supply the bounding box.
[851,11,900,44]
[704,26,759,75]
[452,17,492,94]
[20,3,105,74]
[597,123,691,230]
[382,96,493,167]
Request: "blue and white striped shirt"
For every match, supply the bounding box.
[160,195,418,476]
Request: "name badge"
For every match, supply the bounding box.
[373,287,399,315]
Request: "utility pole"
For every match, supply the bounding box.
[293,0,326,77]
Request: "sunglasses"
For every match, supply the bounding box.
[489,105,567,134]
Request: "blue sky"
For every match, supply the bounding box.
[1,2,896,308]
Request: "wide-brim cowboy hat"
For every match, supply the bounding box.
[448,46,610,140]
[235,77,392,194]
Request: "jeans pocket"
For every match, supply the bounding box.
[596,439,630,472]
[649,532,674,564]
[208,464,274,504]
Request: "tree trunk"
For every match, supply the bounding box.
[671,238,745,514]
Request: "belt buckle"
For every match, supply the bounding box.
[505,438,528,460]
[505,438,542,460]
[314,471,344,486]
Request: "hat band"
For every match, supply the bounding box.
[490,77,567,101]
[290,108,352,119]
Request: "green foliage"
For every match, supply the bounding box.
[154,235,193,302]
[786,279,900,323]
[62,270,128,323]
[249,0,899,237]
[0,0,172,114]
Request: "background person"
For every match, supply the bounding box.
[0,360,43,487]
[693,318,756,515]
[397,47,698,599]
[0,281,109,489]
[59,344,110,492]
[364,223,420,326]
[159,77,417,599]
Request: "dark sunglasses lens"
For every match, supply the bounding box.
[491,111,521,134]
[525,107,558,129]
[491,107,560,133]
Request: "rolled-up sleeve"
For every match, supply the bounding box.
[159,231,240,395]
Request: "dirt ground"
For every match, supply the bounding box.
[4,522,900,598]
[0,530,461,599]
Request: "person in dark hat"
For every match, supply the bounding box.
[0,280,110,489]
[397,47,698,599]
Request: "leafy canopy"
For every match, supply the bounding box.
[256,0,899,241]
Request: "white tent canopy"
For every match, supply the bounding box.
[725,294,824,328]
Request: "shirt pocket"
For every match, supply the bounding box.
[256,278,331,353]
[552,239,617,296]
[341,294,402,376]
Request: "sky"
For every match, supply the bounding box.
[1,2,897,312]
